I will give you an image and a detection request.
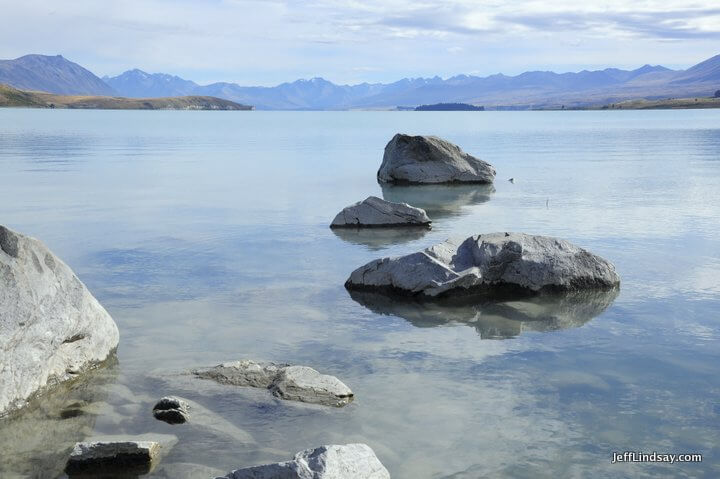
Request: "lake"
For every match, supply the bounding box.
[0,109,719,478]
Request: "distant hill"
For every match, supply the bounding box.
[0,55,115,95]
[415,103,484,111]
[3,52,720,110]
[0,84,252,110]
[103,69,198,98]
[581,96,720,110]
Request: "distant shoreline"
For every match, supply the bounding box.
[0,84,253,110]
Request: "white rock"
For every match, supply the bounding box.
[345,232,620,297]
[220,444,390,479]
[65,433,177,475]
[330,196,430,228]
[377,134,495,184]
[193,360,353,407]
[0,225,119,417]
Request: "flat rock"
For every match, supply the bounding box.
[330,196,430,228]
[193,360,353,407]
[0,225,119,417]
[153,396,190,424]
[345,232,620,298]
[65,433,177,476]
[219,444,390,479]
[377,134,495,184]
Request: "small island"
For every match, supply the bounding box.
[415,102,484,111]
[0,84,253,110]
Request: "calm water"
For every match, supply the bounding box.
[0,109,719,478]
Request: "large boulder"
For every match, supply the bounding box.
[219,444,390,479]
[377,134,495,184]
[0,225,119,417]
[330,196,430,228]
[193,360,354,407]
[345,232,619,298]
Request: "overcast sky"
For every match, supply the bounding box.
[1,0,719,86]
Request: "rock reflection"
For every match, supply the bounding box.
[380,183,495,219]
[348,289,619,339]
[0,357,118,478]
[331,226,429,250]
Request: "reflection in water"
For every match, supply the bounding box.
[0,357,118,478]
[381,183,495,219]
[349,289,619,339]
[331,226,429,250]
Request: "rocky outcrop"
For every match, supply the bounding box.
[193,360,353,407]
[153,396,190,424]
[330,196,430,228]
[377,134,495,184]
[219,444,390,479]
[0,225,119,417]
[345,232,620,298]
[65,433,177,476]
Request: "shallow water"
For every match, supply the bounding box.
[0,109,719,478]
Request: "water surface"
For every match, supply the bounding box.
[0,109,719,478]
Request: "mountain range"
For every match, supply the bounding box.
[1,53,719,110]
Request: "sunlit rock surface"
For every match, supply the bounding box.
[330,196,431,228]
[219,444,390,479]
[0,224,119,417]
[346,233,620,298]
[193,360,354,407]
[378,134,495,184]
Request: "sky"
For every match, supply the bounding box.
[1,0,719,86]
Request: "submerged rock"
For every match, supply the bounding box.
[64,433,177,476]
[153,396,190,424]
[381,183,494,220]
[219,443,390,479]
[378,134,495,184]
[345,232,620,298]
[193,360,353,407]
[330,196,430,228]
[0,224,119,417]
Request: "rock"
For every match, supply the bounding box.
[193,360,353,407]
[330,196,430,228]
[377,134,495,184]
[153,396,190,424]
[381,183,494,220]
[64,433,177,476]
[345,232,620,298]
[0,225,119,417]
[219,443,390,479]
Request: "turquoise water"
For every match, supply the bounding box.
[0,109,719,478]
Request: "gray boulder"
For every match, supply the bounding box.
[153,396,190,424]
[219,444,390,479]
[330,196,430,228]
[65,433,177,476]
[378,134,495,184]
[345,232,619,298]
[193,360,353,407]
[0,225,119,417]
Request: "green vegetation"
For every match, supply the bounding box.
[0,84,253,110]
[591,96,720,110]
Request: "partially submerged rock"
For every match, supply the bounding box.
[378,134,495,184]
[345,232,619,298]
[193,360,353,407]
[330,196,430,228]
[0,224,119,417]
[65,434,177,476]
[153,396,190,424]
[219,443,390,479]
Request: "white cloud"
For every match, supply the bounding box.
[0,0,718,84]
